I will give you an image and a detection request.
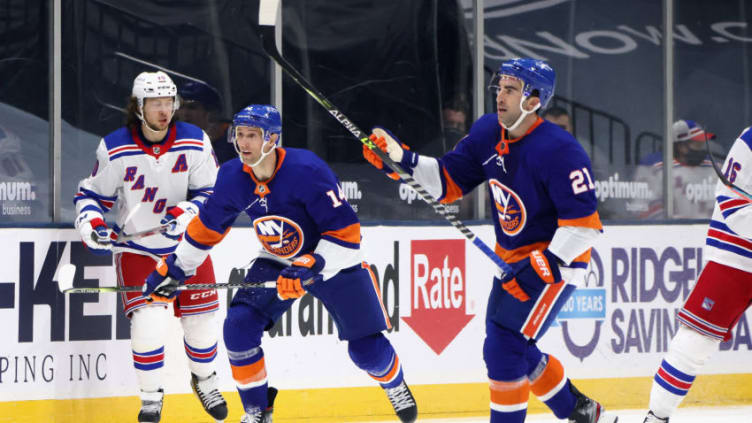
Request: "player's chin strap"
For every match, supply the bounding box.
[501,96,541,132]
[233,128,278,168]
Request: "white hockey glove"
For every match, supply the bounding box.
[75,211,112,255]
[371,127,406,162]
[160,201,199,240]
[363,127,418,179]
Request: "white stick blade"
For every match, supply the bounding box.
[57,264,76,292]
[259,0,281,26]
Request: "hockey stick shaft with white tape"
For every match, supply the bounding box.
[116,224,170,243]
[56,263,281,294]
[256,0,511,275]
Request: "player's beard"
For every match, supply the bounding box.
[145,114,171,132]
[498,108,520,128]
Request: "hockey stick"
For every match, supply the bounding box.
[256,0,511,275]
[116,224,170,243]
[704,133,752,202]
[56,263,278,294]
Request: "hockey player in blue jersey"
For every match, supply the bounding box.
[364,59,617,423]
[141,104,418,423]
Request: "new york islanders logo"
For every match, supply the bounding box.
[253,216,304,258]
[488,179,526,236]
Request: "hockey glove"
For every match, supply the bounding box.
[500,249,563,303]
[142,254,190,302]
[161,201,199,240]
[276,253,325,300]
[362,127,417,180]
[75,211,112,255]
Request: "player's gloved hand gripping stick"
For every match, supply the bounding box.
[56,250,315,295]
[257,0,512,277]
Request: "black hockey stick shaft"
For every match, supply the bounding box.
[61,280,277,294]
[704,133,752,202]
[256,6,511,274]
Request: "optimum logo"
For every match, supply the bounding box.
[559,248,607,361]
[340,181,362,212]
[0,181,36,216]
[0,181,35,201]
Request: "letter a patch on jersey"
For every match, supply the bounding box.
[172,154,188,173]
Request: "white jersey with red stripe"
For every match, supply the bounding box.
[705,126,752,273]
[74,122,218,256]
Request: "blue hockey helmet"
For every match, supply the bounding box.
[232,104,282,142]
[496,58,556,109]
[232,104,282,167]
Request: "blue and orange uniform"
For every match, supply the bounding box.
[169,146,413,418]
[367,113,604,423]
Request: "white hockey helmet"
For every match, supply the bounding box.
[132,71,180,115]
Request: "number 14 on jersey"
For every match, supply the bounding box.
[326,184,348,207]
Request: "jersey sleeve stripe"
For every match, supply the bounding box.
[74,188,116,211]
[557,211,603,230]
[495,241,550,264]
[321,223,361,246]
[79,204,104,215]
[570,249,592,268]
[707,227,752,252]
[321,235,360,250]
[185,217,229,249]
[188,188,214,200]
[718,196,750,218]
[439,166,463,204]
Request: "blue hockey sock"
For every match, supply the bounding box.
[348,333,404,389]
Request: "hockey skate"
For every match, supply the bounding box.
[138,389,164,423]
[239,387,278,423]
[643,411,669,422]
[191,372,228,422]
[384,380,418,423]
[567,384,618,423]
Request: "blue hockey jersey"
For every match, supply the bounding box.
[436,114,602,267]
[176,147,362,277]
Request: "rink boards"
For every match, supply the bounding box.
[1,224,751,422]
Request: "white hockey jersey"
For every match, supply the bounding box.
[632,154,716,219]
[705,126,752,272]
[74,122,218,256]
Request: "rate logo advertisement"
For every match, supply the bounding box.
[403,239,474,354]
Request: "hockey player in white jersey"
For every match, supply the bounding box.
[73,71,227,423]
[643,125,752,422]
[632,120,717,219]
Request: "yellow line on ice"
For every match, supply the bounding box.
[2,374,751,422]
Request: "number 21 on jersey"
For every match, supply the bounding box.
[326,184,348,207]
[570,167,595,194]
